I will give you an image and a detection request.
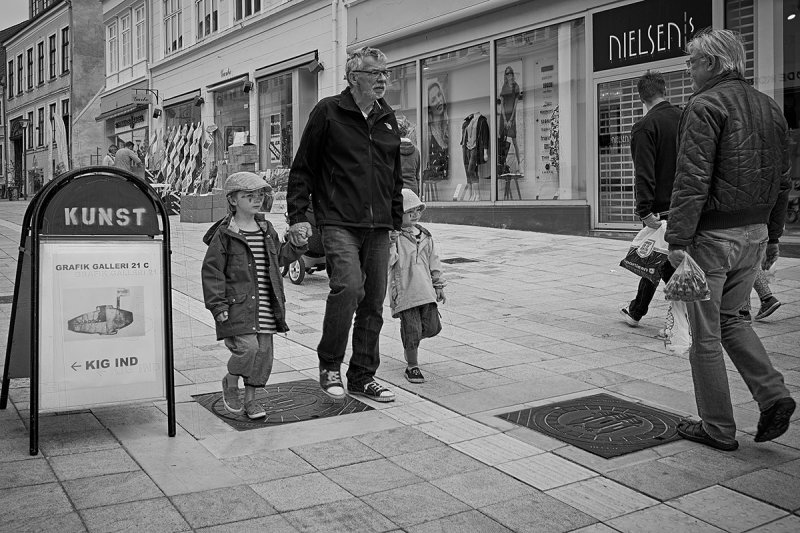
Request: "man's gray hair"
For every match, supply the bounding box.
[344,46,387,85]
[686,28,746,77]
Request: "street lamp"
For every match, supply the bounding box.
[18,118,30,200]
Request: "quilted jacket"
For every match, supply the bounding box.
[665,71,791,247]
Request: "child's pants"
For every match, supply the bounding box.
[399,303,441,350]
[224,333,274,387]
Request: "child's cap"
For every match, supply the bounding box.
[224,172,272,196]
[402,188,425,213]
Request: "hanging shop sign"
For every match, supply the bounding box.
[593,0,712,72]
[0,167,176,456]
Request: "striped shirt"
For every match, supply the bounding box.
[240,229,277,334]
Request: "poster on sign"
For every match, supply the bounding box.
[38,240,165,411]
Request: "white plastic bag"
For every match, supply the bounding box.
[664,300,692,355]
[619,221,668,284]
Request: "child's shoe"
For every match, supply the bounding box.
[755,296,781,321]
[221,378,243,414]
[405,367,426,383]
[244,400,266,419]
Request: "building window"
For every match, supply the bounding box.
[38,108,45,147]
[17,54,23,94]
[134,5,146,62]
[27,112,34,149]
[196,0,219,39]
[37,42,44,84]
[0,144,3,177]
[27,49,33,89]
[121,15,131,67]
[62,99,70,147]
[257,71,294,169]
[107,22,118,73]
[234,0,261,21]
[8,60,14,99]
[164,0,183,55]
[49,35,56,78]
[213,86,250,162]
[61,27,70,74]
[49,103,57,144]
[495,19,587,202]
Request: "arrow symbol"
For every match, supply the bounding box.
[71,362,80,371]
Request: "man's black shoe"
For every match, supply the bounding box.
[755,397,795,442]
[677,420,739,451]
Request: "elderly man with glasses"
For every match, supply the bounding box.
[666,28,794,451]
[287,46,403,403]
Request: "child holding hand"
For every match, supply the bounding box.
[388,189,446,383]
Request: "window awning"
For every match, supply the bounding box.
[254,51,318,79]
[207,74,249,92]
[164,89,201,107]
[95,103,148,122]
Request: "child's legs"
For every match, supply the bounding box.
[752,267,772,301]
[399,308,423,367]
[419,303,442,340]
[224,333,273,388]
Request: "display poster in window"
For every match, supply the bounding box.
[497,60,523,176]
[533,56,560,199]
[269,113,282,164]
[38,240,165,411]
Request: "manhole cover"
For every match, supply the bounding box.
[498,393,681,458]
[441,257,478,264]
[193,379,373,431]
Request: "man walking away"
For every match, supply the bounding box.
[114,141,142,174]
[287,47,404,403]
[620,71,682,328]
[666,28,794,451]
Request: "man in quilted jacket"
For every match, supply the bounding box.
[665,29,794,451]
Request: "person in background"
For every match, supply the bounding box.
[665,28,794,451]
[397,115,421,195]
[102,144,117,166]
[389,189,446,384]
[114,141,142,174]
[202,172,305,419]
[742,269,781,321]
[620,71,682,328]
[287,46,403,403]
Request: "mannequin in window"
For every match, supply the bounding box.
[498,66,522,168]
[461,112,489,201]
[426,81,449,180]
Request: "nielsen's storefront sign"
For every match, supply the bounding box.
[593,0,712,72]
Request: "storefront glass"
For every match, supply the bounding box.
[496,19,587,202]
[421,44,491,202]
[164,101,201,133]
[386,61,417,139]
[257,71,292,170]
[212,86,250,162]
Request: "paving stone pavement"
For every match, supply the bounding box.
[1,198,799,532]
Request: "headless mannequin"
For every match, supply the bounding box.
[463,112,488,201]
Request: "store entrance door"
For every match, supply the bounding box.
[595,69,693,229]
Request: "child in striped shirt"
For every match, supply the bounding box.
[202,172,306,419]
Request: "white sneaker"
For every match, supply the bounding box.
[620,307,640,327]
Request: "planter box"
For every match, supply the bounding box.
[180,190,227,223]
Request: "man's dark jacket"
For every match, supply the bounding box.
[287,87,404,231]
[631,101,682,219]
[666,71,791,247]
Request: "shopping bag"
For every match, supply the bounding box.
[664,300,692,355]
[663,253,711,302]
[619,221,668,284]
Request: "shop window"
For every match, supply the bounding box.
[495,19,586,202]
[725,0,755,82]
[421,44,491,202]
[213,86,250,162]
[164,101,201,132]
[49,35,56,79]
[386,61,418,141]
[257,71,292,170]
[196,0,219,39]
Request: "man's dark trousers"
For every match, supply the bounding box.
[628,260,676,321]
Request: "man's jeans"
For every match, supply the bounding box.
[318,226,389,386]
[686,224,789,443]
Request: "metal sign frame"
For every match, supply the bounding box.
[1,166,176,455]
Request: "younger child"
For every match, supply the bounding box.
[388,189,446,383]
[202,172,306,419]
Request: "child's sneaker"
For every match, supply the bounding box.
[348,380,395,402]
[319,369,346,399]
[620,307,640,327]
[405,367,425,383]
[755,296,781,321]
[221,378,243,414]
[244,400,266,420]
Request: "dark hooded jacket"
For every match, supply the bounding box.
[201,213,305,340]
[400,139,420,194]
[287,87,404,231]
[665,71,791,247]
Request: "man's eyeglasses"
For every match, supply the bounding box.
[685,55,705,68]
[352,69,391,80]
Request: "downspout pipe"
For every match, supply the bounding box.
[331,0,340,93]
